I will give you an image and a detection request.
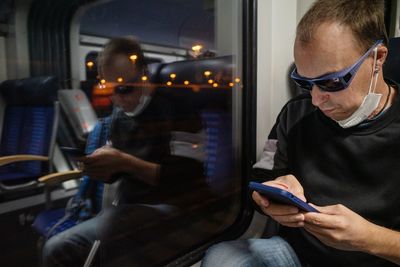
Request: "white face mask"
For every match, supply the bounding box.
[124,87,151,117]
[336,48,381,128]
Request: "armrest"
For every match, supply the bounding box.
[38,170,83,185]
[0,154,49,167]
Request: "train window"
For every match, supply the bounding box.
[0,0,254,266]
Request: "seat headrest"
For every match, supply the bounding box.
[157,56,234,111]
[384,37,400,84]
[159,56,234,85]
[147,62,164,83]
[0,76,59,106]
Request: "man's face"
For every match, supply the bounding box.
[293,22,376,121]
[101,54,143,112]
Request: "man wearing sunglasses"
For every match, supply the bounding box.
[44,37,209,267]
[202,0,400,267]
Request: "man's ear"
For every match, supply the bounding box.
[375,45,388,70]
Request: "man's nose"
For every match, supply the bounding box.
[311,85,329,107]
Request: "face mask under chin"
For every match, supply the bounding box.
[335,48,381,128]
[122,88,151,117]
[335,92,382,128]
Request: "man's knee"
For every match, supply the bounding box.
[203,242,231,261]
[202,238,301,267]
[248,237,302,267]
[42,235,64,267]
[201,240,259,267]
[42,228,94,267]
[201,242,231,267]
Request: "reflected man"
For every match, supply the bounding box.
[43,37,209,267]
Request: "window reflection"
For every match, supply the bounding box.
[0,0,243,266]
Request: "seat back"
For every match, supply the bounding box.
[58,89,98,142]
[158,56,235,193]
[384,37,400,84]
[33,57,236,240]
[0,76,59,184]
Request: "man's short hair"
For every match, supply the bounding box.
[297,0,388,52]
[98,37,147,75]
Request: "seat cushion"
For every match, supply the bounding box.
[0,170,40,182]
[32,208,78,238]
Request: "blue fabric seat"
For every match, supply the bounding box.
[32,57,237,266]
[0,76,59,192]
[32,116,111,238]
[201,111,233,193]
[158,56,235,194]
[383,37,400,84]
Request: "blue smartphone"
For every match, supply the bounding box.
[249,181,319,212]
[60,146,86,157]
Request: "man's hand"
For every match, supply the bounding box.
[303,204,375,252]
[78,146,127,183]
[252,174,306,227]
[78,145,160,185]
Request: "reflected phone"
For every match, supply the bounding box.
[249,182,319,212]
[60,146,86,157]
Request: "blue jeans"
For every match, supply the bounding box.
[201,237,302,267]
[42,215,98,267]
[42,204,177,267]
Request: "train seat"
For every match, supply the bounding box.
[118,56,238,265]
[158,55,235,194]
[34,56,237,266]
[0,76,59,198]
[383,37,400,84]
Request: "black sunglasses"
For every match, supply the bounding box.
[113,85,136,94]
[290,39,383,92]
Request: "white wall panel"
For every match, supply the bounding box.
[256,0,314,159]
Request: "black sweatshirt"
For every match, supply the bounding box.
[110,89,208,206]
[253,80,400,267]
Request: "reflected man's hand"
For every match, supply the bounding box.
[78,146,126,183]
